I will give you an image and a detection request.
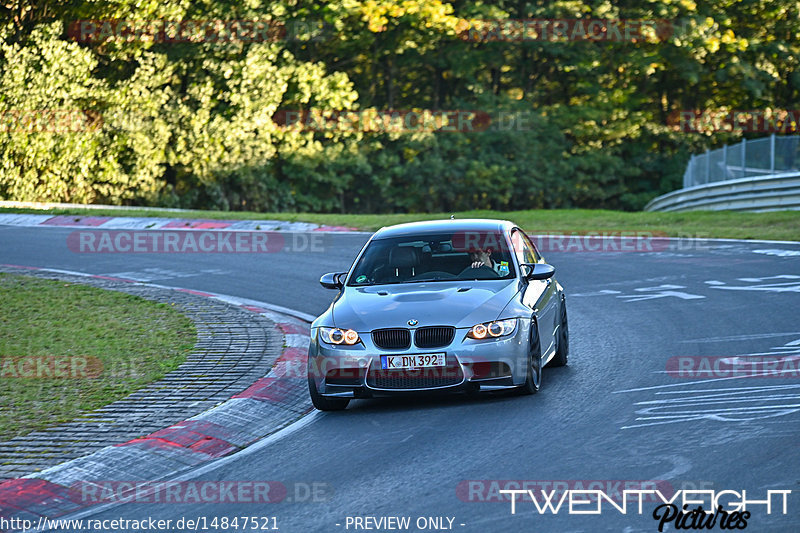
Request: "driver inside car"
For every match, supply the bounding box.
[468,247,508,276]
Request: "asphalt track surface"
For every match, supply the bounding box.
[2,224,799,532]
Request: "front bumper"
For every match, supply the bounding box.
[308,320,531,398]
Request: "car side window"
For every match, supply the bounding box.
[520,231,542,262]
[511,229,537,265]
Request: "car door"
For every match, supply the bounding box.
[511,229,558,356]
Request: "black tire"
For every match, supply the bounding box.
[517,319,542,395]
[548,297,569,368]
[308,376,350,411]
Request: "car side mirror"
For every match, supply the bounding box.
[320,272,347,289]
[520,263,555,281]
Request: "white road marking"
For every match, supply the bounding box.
[737,275,800,282]
[635,394,800,407]
[752,249,800,257]
[616,284,705,302]
[622,410,800,430]
[102,267,229,282]
[614,373,800,393]
[622,384,800,429]
[618,339,800,393]
[655,384,800,395]
[710,281,800,293]
[679,332,800,343]
[569,289,622,297]
[629,404,800,419]
[617,337,800,429]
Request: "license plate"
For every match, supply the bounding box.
[381,353,446,370]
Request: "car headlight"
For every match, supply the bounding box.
[319,327,361,345]
[467,319,517,339]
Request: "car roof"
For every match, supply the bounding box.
[372,218,516,240]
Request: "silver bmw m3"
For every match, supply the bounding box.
[307,219,568,410]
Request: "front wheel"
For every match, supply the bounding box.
[548,297,569,368]
[308,376,350,411]
[518,320,542,395]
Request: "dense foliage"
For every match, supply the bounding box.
[1,1,798,211]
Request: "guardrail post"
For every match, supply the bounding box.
[722,144,728,179]
[684,156,691,187]
[705,149,710,183]
[741,138,746,178]
[770,133,775,173]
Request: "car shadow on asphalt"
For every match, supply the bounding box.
[332,365,574,414]
[339,390,529,413]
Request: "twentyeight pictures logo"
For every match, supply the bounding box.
[492,486,791,531]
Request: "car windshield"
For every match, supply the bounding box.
[347,232,516,286]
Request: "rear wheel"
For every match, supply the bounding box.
[518,320,542,395]
[308,376,350,411]
[548,297,569,368]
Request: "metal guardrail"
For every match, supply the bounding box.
[682,134,800,188]
[646,134,800,212]
[645,171,800,212]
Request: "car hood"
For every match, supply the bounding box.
[330,280,520,331]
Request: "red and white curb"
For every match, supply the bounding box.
[0,265,317,528]
[0,213,358,233]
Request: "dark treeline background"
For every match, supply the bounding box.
[1,1,798,212]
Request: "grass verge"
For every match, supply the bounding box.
[1,207,799,241]
[0,274,195,441]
